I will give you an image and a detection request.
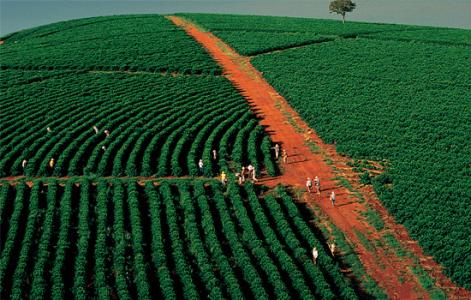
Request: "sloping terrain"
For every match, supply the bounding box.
[0,179,361,299]
[0,15,220,74]
[180,13,471,290]
[0,14,369,299]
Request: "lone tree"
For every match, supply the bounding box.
[329,0,356,23]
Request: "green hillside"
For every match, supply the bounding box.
[0,15,220,74]
[180,13,471,56]
[1,70,277,178]
[0,178,370,299]
[0,15,279,178]
[0,15,371,299]
[182,13,471,289]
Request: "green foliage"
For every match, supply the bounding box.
[359,171,372,185]
[180,13,424,56]
[249,21,470,288]
[362,208,385,231]
[0,179,362,298]
[0,15,221,75]
[329,0,356,22]
[1,71,276,177]
[362,28,471,46]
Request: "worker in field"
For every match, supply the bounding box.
[49,158,55,169]
[252,168,258,182]
[329,242,336,258]
[104,130,110,137]
[306,177,313,193]
[47,127,52,133]
[330,191,336,207]
[312,247,319,264]
[198,159,204,175]
[220,171,227,185]
[22,159,27,169]
[212,149,217,161]
[314,176,320,194]
[240,166,246,183]
[236,172,243,185]
[93,125,99,134]
[247,164,254,178]
[282,149,288,163]
[101,145,106,151]
[273,143,280,159]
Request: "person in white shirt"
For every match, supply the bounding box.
[329,243,336,258]
[306,177,312,193]
[198,159,204,175]
[247,164,254,178]
[273,143,280,159]
[312,247,319,264]
[212,149,217,160]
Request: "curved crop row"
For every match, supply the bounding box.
[0,179,361,298]
[1,71,277,178]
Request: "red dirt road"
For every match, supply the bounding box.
[169,16,470,300]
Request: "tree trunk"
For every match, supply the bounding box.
[342,13,345,23]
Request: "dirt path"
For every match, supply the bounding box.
[169,16,470,300]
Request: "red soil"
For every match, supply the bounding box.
[169,16,470,300]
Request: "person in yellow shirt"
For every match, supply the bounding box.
[49,158,55,169]
[329,242,336,258]
[220,171,227,185]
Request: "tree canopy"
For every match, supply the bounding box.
[329,0,356,23]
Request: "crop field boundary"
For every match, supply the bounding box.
[0,65,223,77]
[0,176,219,188]
[168,15,470,300]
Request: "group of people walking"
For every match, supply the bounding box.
[21,129,340,265]
[272,143,288,164]
[305,176,321,194]
[306,176,336,206]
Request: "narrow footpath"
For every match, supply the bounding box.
[168,16,470,300]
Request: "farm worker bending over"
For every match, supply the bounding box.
[282,149,288,163]
[104,130,110,137]
[314,176,320,194]
[198,159,204,175]
[93,125,99,134]
[47,127,52,133]
[240,167,246,183]
[306,177,313,193]
[101,146,106,151]
[49,158,55,169]
[212,149,217,160]
[247,164,254,178]
[329,243,336,258]
[330,191,336,207]
[22,159,27,169]
[236,173,243,185]
[252,168,258,182]
[273,143,280,159]
[312,247,319,264]
[220,171,227,185]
